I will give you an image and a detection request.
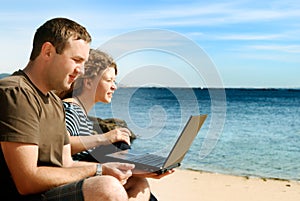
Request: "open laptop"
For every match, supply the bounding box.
[102,114,208,174]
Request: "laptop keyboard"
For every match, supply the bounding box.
[127,153,166,166]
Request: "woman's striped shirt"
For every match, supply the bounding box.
[63,101,94,160]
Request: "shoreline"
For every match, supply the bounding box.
[148,168,300,201]
[182,167,299,182]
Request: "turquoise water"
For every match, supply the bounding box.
[91,88,300,181]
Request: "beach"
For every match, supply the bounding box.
[148,168,300,201]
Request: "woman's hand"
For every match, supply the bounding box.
[102,127,131,145]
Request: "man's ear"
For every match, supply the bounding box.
[40,42,55,60]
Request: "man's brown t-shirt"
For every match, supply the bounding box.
[0,70,69,195]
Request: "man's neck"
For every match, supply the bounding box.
[23,61,49,95]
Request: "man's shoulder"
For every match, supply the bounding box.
[0,71,36,103]
[0,70,27,88]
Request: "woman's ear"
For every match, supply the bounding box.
[84,78,93,89]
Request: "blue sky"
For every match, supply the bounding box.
[1,0,300,88]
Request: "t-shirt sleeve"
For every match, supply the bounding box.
[0,87,40,144]
[63,102,81,136]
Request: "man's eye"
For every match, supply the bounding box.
[73,58,82,64]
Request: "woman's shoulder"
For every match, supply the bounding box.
[63,100,80,110]
[62,100,86,118]
[63,97,75,103]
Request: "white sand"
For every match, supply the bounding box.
[148,169,300,201]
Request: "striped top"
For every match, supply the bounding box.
[63,101,94,160]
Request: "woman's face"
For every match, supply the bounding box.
[94,67,117,103]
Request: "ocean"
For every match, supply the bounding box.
[91,87,300,181]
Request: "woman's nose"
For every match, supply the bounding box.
[112,82,117,90]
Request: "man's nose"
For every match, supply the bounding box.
[76,65,85,75]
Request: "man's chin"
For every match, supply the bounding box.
[60,83,72,91]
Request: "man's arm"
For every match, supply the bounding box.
[1,142,96,195]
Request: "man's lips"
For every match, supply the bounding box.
[69,75,77,83]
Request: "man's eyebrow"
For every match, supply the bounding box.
[73,56,86,62]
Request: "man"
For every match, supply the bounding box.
[0,17,170,201]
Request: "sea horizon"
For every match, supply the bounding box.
[1,72,300,89]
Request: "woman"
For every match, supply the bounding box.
[57,49,168,201]
[57,48,131,161]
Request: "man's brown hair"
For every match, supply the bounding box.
[30,17,92,60]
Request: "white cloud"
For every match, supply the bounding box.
[249,44,300,53]
[216,34,283,41]
[127,1,300,28]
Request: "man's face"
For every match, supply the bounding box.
[48,38,90,91]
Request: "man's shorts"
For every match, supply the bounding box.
[20,179,84,201]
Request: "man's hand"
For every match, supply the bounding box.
[102,162,135,185]
[132,169,175,179]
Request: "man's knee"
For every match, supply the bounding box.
[125,176,151,199]
[129,177,150,189]
[83,175,128,201]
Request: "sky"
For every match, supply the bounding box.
[1,0,300,88]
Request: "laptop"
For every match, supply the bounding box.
[103,114,208,174]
